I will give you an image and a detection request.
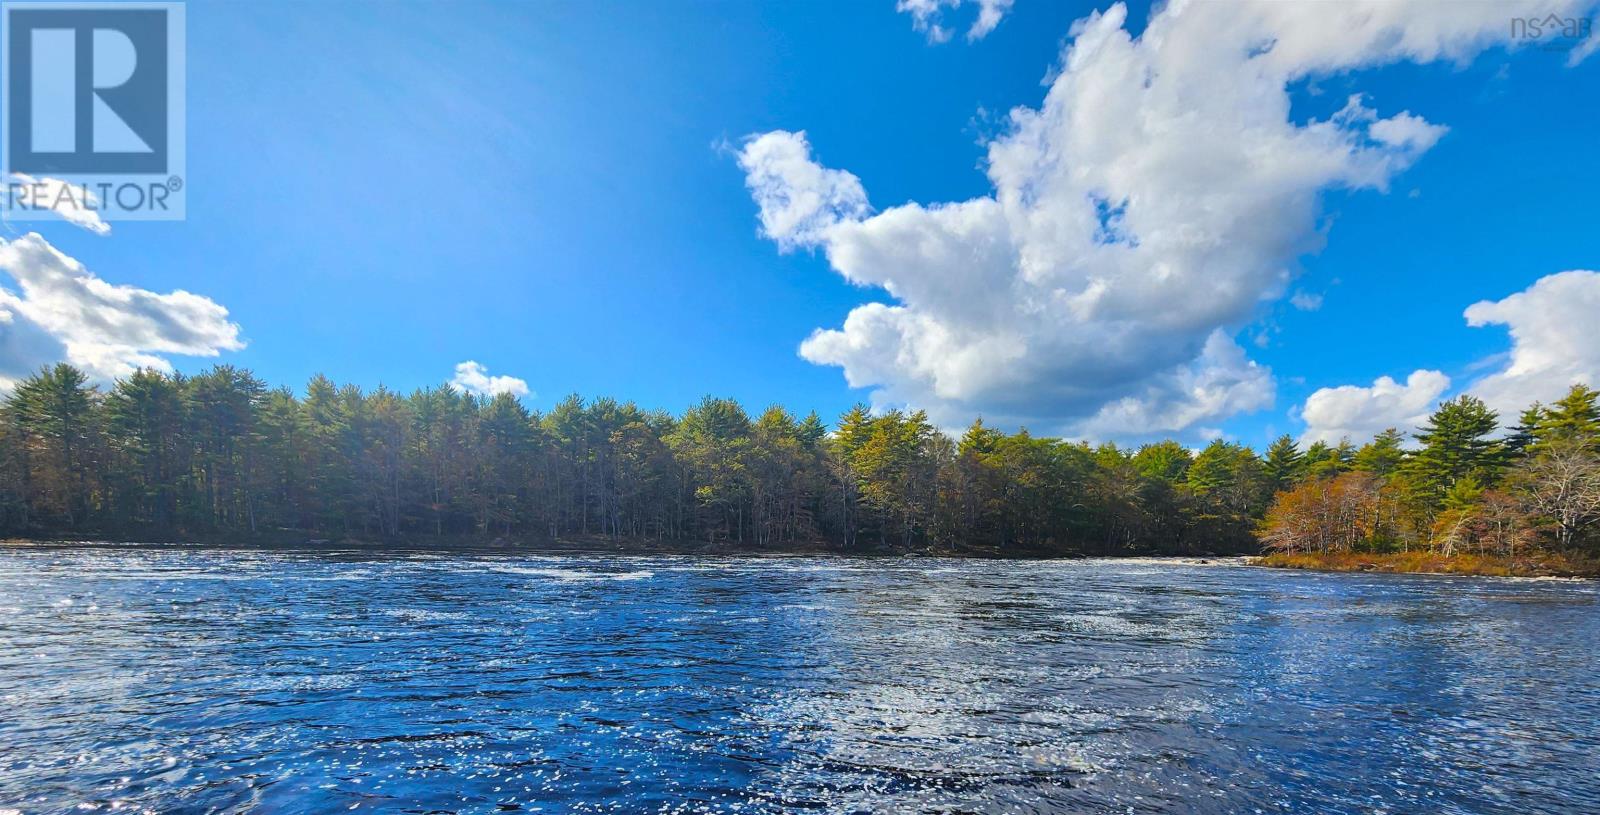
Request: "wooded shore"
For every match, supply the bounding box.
[4,365,1599,569]
[1257,551,1600,578]
[0,532,1224,560]
[11,535,1596,579]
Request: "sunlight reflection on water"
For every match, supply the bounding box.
[0,548,1597,814]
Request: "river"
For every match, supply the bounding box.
[1,548,1596,814]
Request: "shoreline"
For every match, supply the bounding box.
[0,534,1253,562]
[0,535,846,559]
[1255,551,1600,579]
[9,538,1590,578]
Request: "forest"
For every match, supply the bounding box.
[1259,385,1600,565]
[1,363,1598,562]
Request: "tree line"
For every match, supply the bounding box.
[0,363,1268,554]
[1260,386,1600,559]
[3,363,1596,559]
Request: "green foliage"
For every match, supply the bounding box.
[1505,405,1544,461]
[1265,390,1600,558]
[1263,435,1304,493]
[1189,440,1267,515]
[1440,476,1484,511]
[1537,385,1600,449]
[102,368,186,527]
[1133,441,1191,484]
[1302,440,1354,480]
[0,364,1267,555]
[5,364,97,526]
[1352,429,1405,478]
[16,363,1591,561]
[1403,396,1505,508]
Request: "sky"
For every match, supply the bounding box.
[1,0,1598,451]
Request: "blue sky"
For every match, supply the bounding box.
[3,0,1599,449]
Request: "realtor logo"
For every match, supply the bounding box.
[1,1,185,220]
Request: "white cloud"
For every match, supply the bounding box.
[897,0,1012,43]
[4,174,111,235]
[968,0,1013,40]
[1075,331,1275,439]
[743,0,1587,438]
[1464,270,1600,417]
[1296,271,1600,440]
[1289,291,1323,311]
[0,233,243,386]
[1568,29,1600,65]
[0,292,65,392]
[1300,369,1450,445]
[735,130,869,252]
[897,0,956,43]
[449,360,531,399]
[1368,110,1449,153]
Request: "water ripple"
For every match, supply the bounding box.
[0,550,1597,814]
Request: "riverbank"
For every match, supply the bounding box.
[0,534,847,558]
[0,533,1255,560]
[1256,550,1600,578]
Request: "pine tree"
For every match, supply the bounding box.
[1189,441,1267,516]
[958,417,1003,457]
[796,411,827,449]
[1505,404,1545,460]
[1263,434,1304,493]
[102,368,187,528]
[1187,440,1235,495]
[1538,384,1600,449]
[1352,428,1405,478]
[1404,396,1504,508]
[1134,440,1192,484]
[9,361,1590,561]
[832,404,875,458]
[6,364,99,527]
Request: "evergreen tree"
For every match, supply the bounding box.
[796,411,827,449]
[1505,404,1545,460]
[12,361,1590,561]
[1403,396,1504,508]
[5,364,99,527]
[186,366,265,531]
[1134,440,1192,484]
[1263,434,1304,494]
[102,369,187,528]
[1189,440,1268,517]
[1302,440,1354,480]
[1187,440,1235,496]
[1538,384,1600,448]
[1352,428,1406,478]
[673,396,754,544]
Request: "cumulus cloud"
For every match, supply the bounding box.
[897,0,1013,43]
[0,233,243,387]
[0,292,66,391]
[1075,331,1275,439]
[736,131,869,252]
[1368,110,1449,153]
[4,175,111,235]
[743,0,1587,438]
[1300,369,1451,445]
[1464,270,1600,418]
[449,360,531,399]
[1297,271,1600,440]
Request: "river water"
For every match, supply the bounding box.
[0,549,1596,814]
